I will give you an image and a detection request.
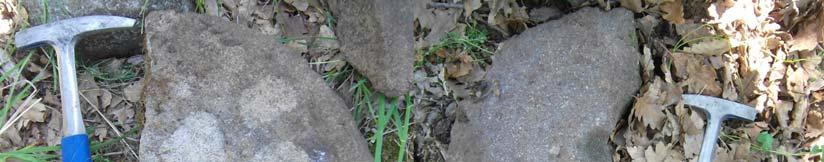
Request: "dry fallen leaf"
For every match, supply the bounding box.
[99,89,113,109]
[645,142,682,162]
[285,0,309,11]
[775,101,793,129]
[486,0,511,25]
[123,80,144,103]
[636,15,660,38]
[680,107,705,158]
[0,0,18,36]
[464,0,482,17]
[788,4,823,51]
[806,110,824,138]
[675,23,715,45]
[641,46,655,80]
[94,126,108,141]
[683,39,730,56]
[732,141,754,161]
[46,110,61,146]
[671,52,689,79]
[660,0,685,24]
[16,101,47,128]
[111,107,135,127]
[683,54,722,96]
[79,72,102,106]
[317,25,339,50]
[633,78,668,129]
[661,108,680,138]
[620,0,644,13]
[445,52,473,78]
[713,146,736,161]
[627,145,646,162]
[3,125,22,146]
[786,67,809,101]
[711,0,760,30]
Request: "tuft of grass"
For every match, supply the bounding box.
[0,127,141,162]
[81,61,140,85]
[351,78,373,127]
[39,0,49,23]
[393,96,413,162]
[324,9,335,27]
[317,62,351,85]
[752,131,824,159]
[0,52,34,128]
[419,23,493,67]
[40,49,58,92]
[0,145,60,162]
[372,94,391,162]
[350,77,414,162]
[194,0,206,13]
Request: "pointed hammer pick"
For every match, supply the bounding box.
[682,94,757,162]
[15,16,136,162]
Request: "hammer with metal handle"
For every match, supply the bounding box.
[15,16,135,162]
[682,94,757,162]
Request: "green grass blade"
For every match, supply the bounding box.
[0,145,60,162]
[0,52,33,84]
[395,95,413,162]
[373,94,388,162]
[0,84,32,127]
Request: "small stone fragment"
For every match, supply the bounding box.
[328,0,415,97]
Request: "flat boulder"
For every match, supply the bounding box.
[22,0,193,60]
[328,0,414,97]
[139,11,372,161]
[447,8,640,161]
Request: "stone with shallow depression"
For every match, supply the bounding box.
[139,11,371,162]
[447,8,640,162]
[328,0,415,97]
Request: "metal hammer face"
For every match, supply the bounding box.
[14,16,135,162]
[682,94,757,162]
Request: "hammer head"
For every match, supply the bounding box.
[682,94,757,121]
[15,16,136,49]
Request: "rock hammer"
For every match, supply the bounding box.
[15,16,135,162]
[682,94,757,162]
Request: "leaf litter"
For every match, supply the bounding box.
[613,0,824,161]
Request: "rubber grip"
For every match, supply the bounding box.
[61,134,91,162]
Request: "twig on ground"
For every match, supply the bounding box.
[427,2,463,9]
[0,98,42,136]
[79,91,139,159]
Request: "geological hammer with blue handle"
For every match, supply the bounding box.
[14,16,135,162]
[682,94,757,162]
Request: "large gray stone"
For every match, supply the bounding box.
[139,11,372,161]
[328,0,414,97]
[21,0,193,60]
[447,8,640,162]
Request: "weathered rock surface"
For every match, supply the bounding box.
[139,11,372,161]
[328,0,414,97]
[447,8,640,162]
[22,0,193,60]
